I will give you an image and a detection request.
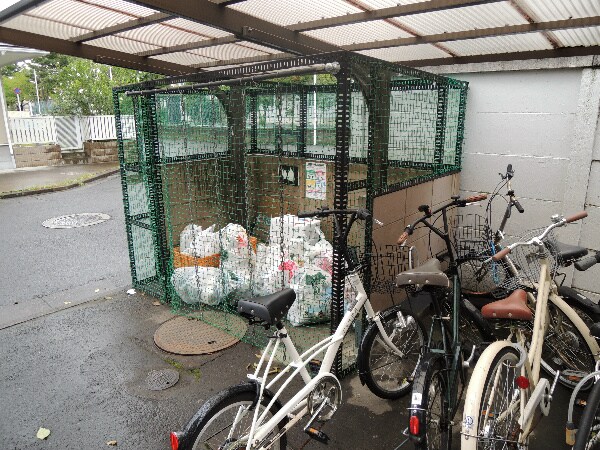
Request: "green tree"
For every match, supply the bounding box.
[2,69,35,110]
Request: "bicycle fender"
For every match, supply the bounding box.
[557,286,600,319]
[461,341,516,450]
[549,293,600,361]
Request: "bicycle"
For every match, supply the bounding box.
[169,207,425,450]
[460,212,600,449]
[452,164,600,390]
[394,194,493,450]
[566,316,600,450]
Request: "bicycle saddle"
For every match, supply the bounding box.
[481,289,532,321]
[238,288,296,325]
[546,240,588,263]
[395,258,450,288]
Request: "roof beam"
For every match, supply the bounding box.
[125,0,339,54]
[406,45,600,67]
[192,52,292,69]
[289,0,505,32]
[137,35,238,57]
[217,0,250,5]
[343,16,600,52]
[0,27,196,75]
[0,0,47,25]
[70,12,171,43]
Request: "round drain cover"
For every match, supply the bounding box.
[154,315,247,355]
[43,213,110,229]
[146,369,179,391]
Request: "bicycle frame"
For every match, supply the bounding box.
[239,269,407,449]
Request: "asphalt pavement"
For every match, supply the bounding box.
[0,174,130,328]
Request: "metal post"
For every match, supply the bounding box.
[33,68,41,115]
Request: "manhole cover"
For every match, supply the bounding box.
[154,315,247,355]
[42,213,110,229]
[146,369,179,391]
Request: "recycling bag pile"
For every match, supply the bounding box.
[171,215,334,326]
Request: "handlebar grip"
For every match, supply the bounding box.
[297,211,316,218]
[514,199,525,214]
[565,211,588,223]
[575,253,599,272]
[492,247,511,261]
[397,231,410,245]
[465,193,488,203]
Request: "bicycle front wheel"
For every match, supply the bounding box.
[358,306,426,399]
[180,383,287,450]
[462,346,523,450]
[409,353,450,450]
[574,381,600,450]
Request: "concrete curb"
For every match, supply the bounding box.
[0,168,120,199]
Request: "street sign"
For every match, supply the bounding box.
[14,88,21,94]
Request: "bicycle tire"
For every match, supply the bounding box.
[409,353,451,450]
[574,380,600,450]
[358,306,426,399]
[461,346,523,450]
[178,383,288,450]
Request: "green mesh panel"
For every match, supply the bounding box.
[114,53,468,374]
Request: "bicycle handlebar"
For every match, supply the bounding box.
[489,211,587,262]
[565,211,588,223]
[396,194,487,246]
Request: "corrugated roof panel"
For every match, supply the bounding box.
[86,35,159,54]
[520,0,600,21]
[304,20,412,46]
[190,42,273,60]
[359,0,431,8]
[358,44,450,61]
[82,0,159,18]
[550,26,600,47]
[397,2,528,35]
[443,33,553,56]
[229,0,363,26]
[117,23,211,47]
[21,0,131,31]
[161,19,232,38]
[236,41,281,54]
[151,52,215,66]
[3,14,87,40]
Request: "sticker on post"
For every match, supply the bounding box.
[411,392,422,405]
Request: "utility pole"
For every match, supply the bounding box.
[33,68,41,115]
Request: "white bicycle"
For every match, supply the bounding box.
[461,211,600,449]
[170,207,425,450]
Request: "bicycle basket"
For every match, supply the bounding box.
[362,244,412,296]
[501,228,563,287]
[451,214,494,261]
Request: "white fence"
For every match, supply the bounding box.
[8,115,135,146]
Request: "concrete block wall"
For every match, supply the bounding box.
[430,62,600,300]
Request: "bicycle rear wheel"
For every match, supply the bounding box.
[179,383,287,450]
[574,381,600,450]
[540,301,597,389]
[409,353,450,450]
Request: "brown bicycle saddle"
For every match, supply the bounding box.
[481,289,532,321]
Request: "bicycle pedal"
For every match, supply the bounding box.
[305,427,329,444]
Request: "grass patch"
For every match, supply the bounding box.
[165,358,185,371]
[189,368,202,380]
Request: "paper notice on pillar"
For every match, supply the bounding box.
[306,162,326,200]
